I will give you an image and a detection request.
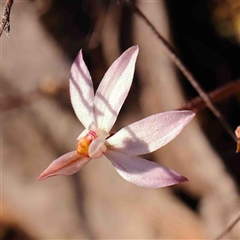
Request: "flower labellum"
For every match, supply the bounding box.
[38,46,195,188]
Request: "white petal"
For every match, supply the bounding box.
[105,150,187,188]
[94,46,139,132]
[37,151,90,180]
[235,126,240,138]
[70,50,95,129]
[107,110,195,156]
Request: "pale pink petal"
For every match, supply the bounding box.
[70,50,95,129]
[37,151,90,180]
[105,150,187,188]
[107,110,195,156]
[94,46,139,132]
[235,126,240,138]
[88,138,106,159]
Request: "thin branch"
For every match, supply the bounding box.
[0,0,14,37]
[214,213,240,240]
[178,79,240,112]
[122,0,237,142]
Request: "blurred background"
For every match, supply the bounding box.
[1,0,240,239]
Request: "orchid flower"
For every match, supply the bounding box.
[38,46,195,188]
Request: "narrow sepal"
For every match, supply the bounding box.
[105,150,188,188]
[70,50,95,129]
[38,151,90,180]
[107,111,195,156]
[94,46,139,132]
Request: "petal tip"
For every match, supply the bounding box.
[172,172,188,185]
[184,110,196,117]
[37,173,47,181]
[180,175,189,183]
[78,49,83,59]
[37,176,42,181]
[132,45,139,53]
[133,45,139,50]
[37,170,53,181]
[78,48,83,55]
[181,110,196,123]
[71,49,83,70]
[189,111,196,118]
[159,174,188,188]
[127,45,139,55]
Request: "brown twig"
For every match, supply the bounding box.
[0,0,14,37]
[178,79,240,112]
[214,213,240,240]
[122,0,237,142]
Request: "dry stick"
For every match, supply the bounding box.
[178,79,240,112]
[0,0,14,37]
[124,0,237,142]
[215,213,240,240]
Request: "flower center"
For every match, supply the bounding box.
[77,130,97,157]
